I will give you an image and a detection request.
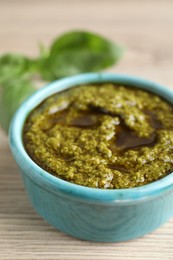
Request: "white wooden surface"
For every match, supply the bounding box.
[0,1,173,259]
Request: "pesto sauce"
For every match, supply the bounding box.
[23,84,173,189]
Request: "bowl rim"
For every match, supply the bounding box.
[9,72,173,203]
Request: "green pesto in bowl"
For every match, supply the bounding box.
[23,83,173,189]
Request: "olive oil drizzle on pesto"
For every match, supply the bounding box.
[23,84,173,189]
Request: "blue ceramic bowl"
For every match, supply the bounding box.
[9,73,173,242]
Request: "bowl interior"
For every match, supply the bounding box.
[9,73,173,204]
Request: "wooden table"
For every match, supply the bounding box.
[1,1,173,259]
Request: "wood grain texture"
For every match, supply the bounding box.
[0,0,173,259]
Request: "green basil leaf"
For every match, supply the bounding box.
[0,78,35,132]
[40,31,124,80]
[0,30,125,133]
[0,53,36,85]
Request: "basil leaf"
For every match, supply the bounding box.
[0,53,36,85]
[0,78,35,132]
[0,30,124,133]
[40,31,124,80]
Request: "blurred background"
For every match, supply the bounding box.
[0,0,173,85]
